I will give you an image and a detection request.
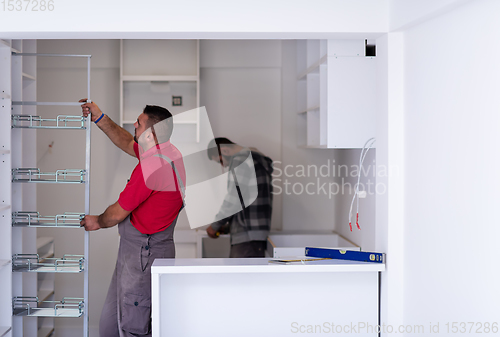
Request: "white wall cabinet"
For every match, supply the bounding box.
[0,38,42,337]
[3,38,39,337]
[297,39,377,148]
[120,40,200,143]
[0,39,92,337]
[0,38,14,337]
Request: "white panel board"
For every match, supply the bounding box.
[156,269,378,337]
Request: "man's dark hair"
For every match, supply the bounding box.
[143,105,174,141]
[207,137,235,160]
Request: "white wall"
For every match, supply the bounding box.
[200,40,283,231]
[374,32,406,334]
[389,0,474,30]
[402,0,500,334]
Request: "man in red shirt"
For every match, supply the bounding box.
[79,100,185,337]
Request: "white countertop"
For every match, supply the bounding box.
[152,257,385,274]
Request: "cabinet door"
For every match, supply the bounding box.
[296,39,377,149]
[326,56,377,149]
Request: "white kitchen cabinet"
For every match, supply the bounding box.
[119,39,200,143]
[3,38,39,337]
[1,39,92,337]
[0,38,14,337]
[297,39,377,148]
[152,258,384,337]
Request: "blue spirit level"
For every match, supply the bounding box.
[305,247,385,263]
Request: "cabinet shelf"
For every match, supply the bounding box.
[298,145,328,149]
[12,115,87,129]
[36,237,54,251]
[37,327,54,337]
[22,72,36,81]
[37,289,55,303]
[13,212,84,228]
[297,106,320,115]
[297,55,327,80]
[0,259,11,270]
[13,297,84,318]
[12,168,86,183]
[172,120,198,125]
[122,75,198,82]
[13,254,84,273]
[12,101,84,106]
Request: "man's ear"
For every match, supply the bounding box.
[220,146,232,156]
[150,127,158,142]
[145,127,155,141]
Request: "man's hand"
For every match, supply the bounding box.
[206,225,219,239]
[80,215,101,231]
[79,99,103,122]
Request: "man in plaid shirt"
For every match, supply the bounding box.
[206,137,274,258]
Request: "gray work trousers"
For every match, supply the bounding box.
[99,215,177,337]
[229,240,267,258]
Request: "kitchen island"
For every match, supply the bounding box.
[152,257,384,337]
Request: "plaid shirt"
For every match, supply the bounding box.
[211,149,273,245]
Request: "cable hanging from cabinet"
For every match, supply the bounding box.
[348,137,375,231]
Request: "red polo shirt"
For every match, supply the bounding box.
[118,142,186,234]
